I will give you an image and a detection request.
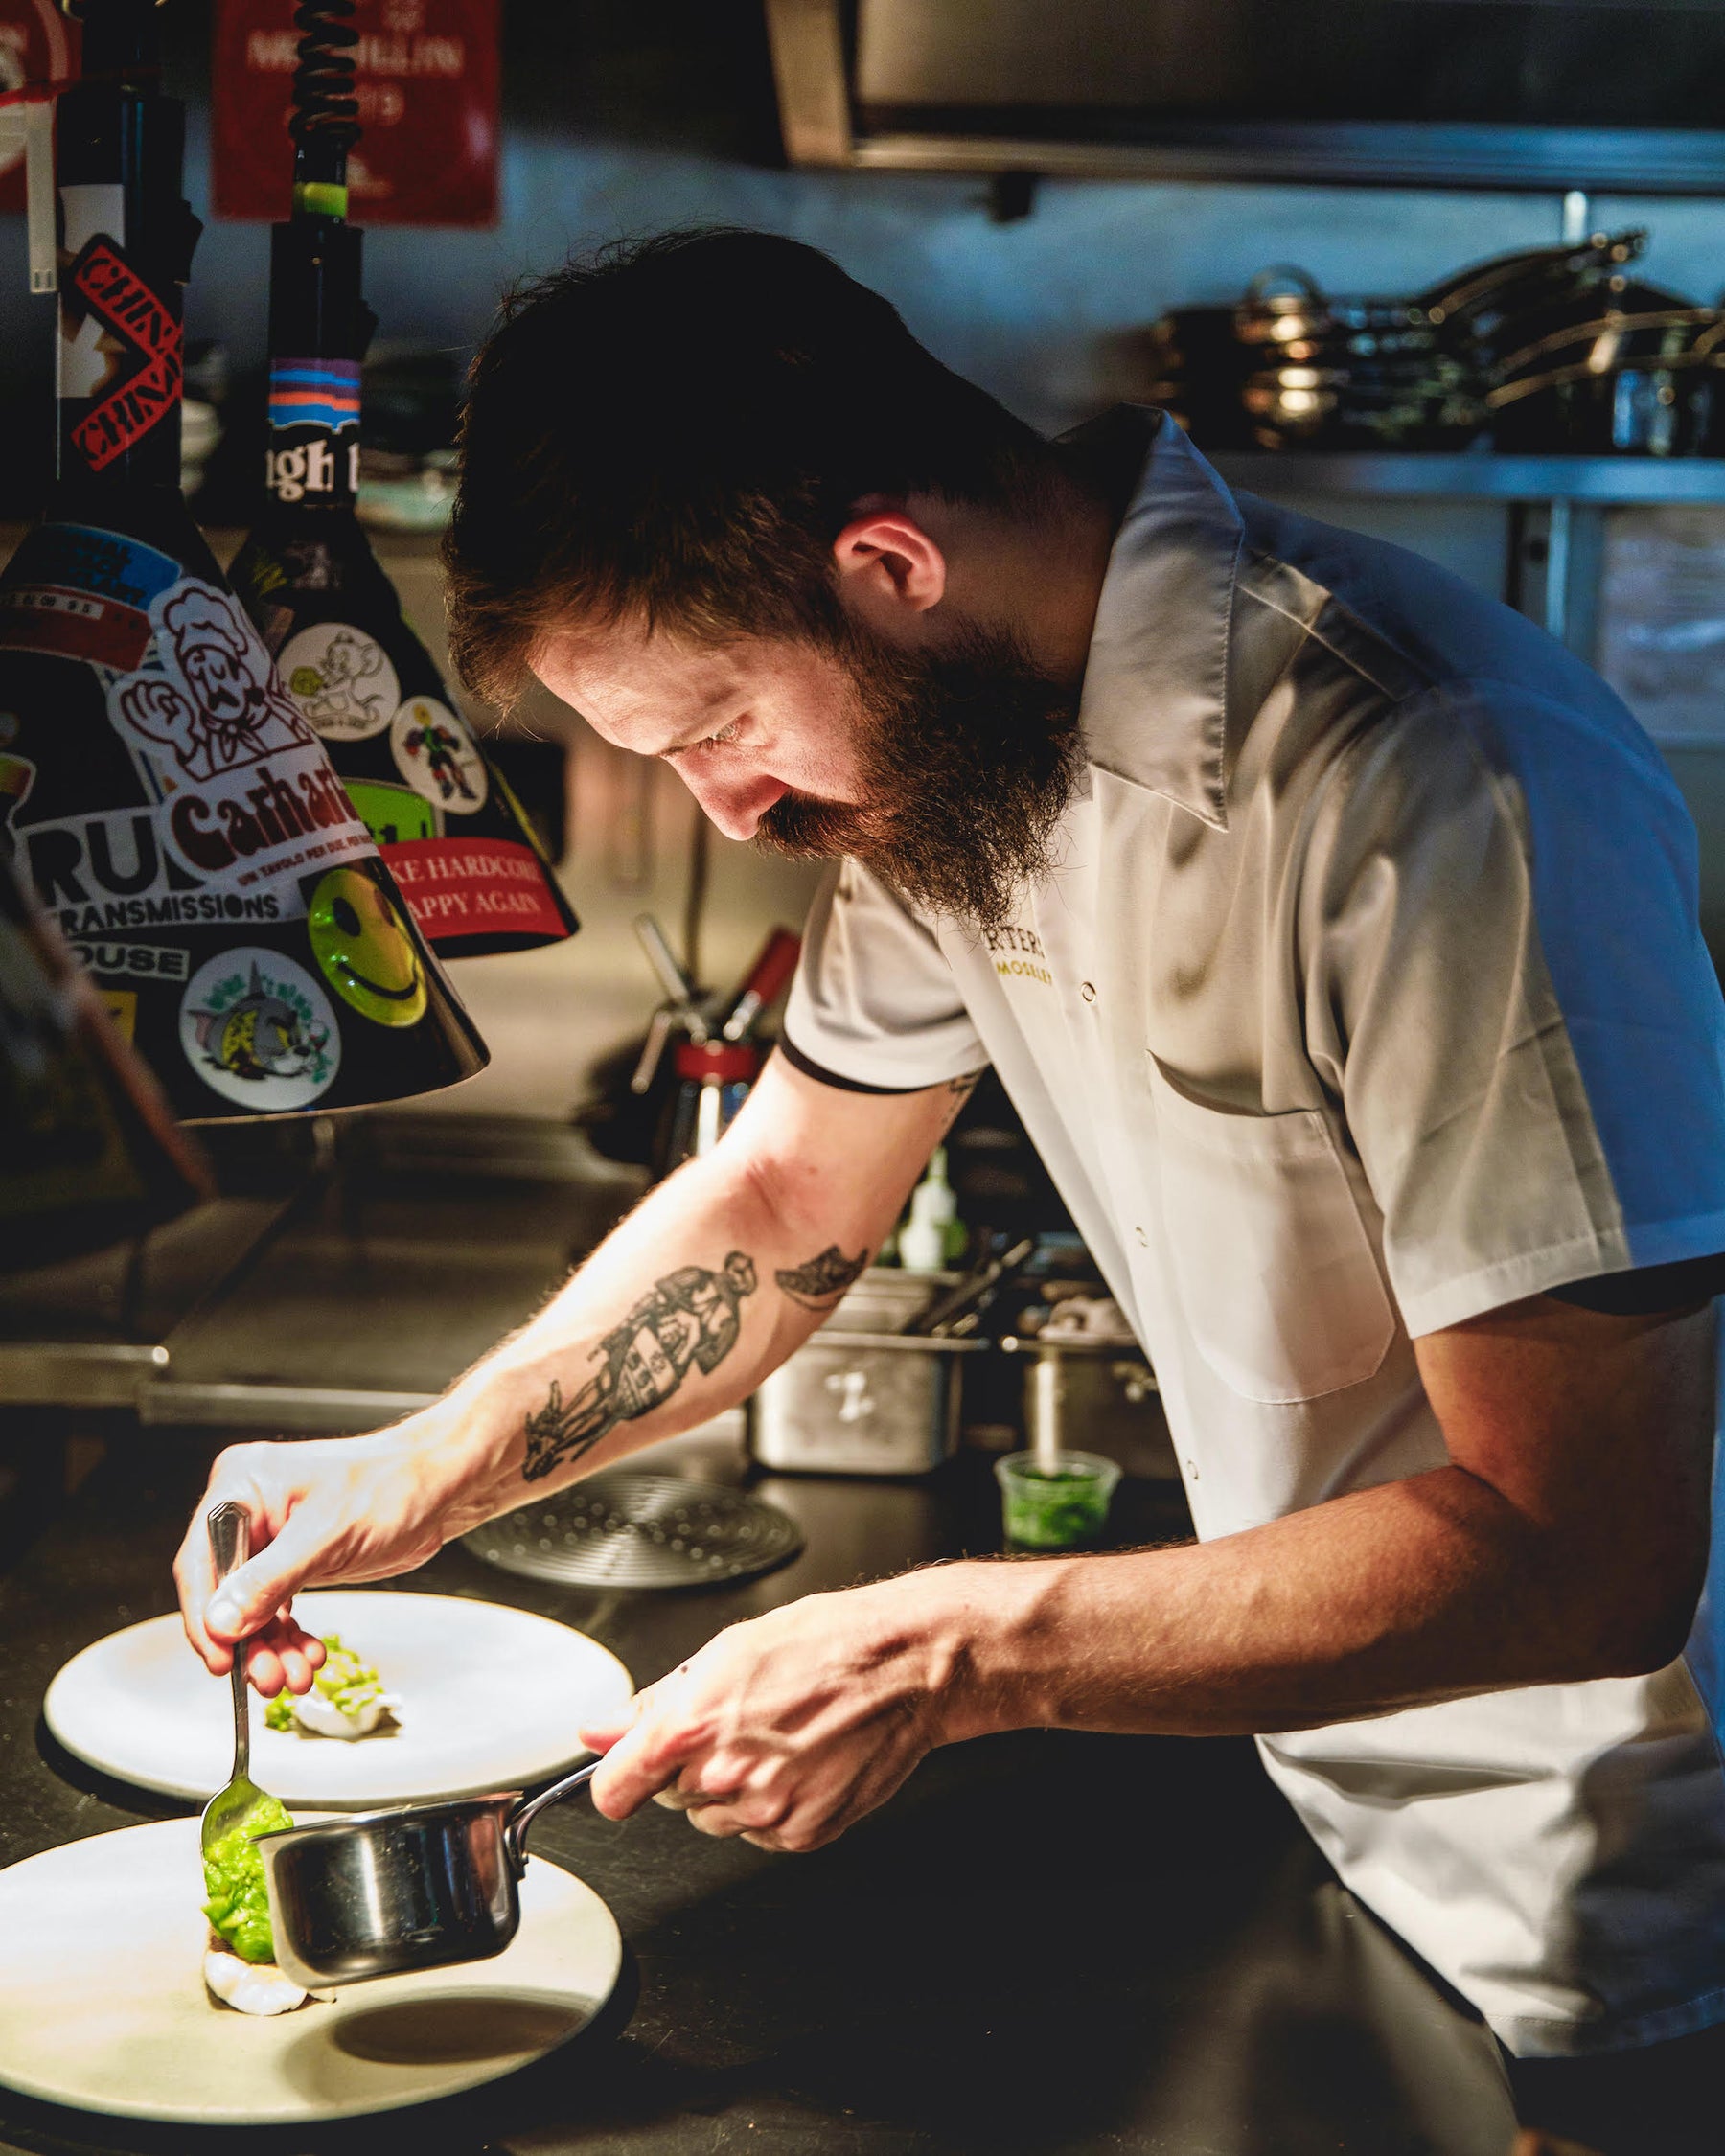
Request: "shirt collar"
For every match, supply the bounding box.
[1074,406,1244,833]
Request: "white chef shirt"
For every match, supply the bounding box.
[782,408,1725,2058]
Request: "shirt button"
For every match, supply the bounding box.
[1134,1225,1148,1247]
[1079,981,1096,1003]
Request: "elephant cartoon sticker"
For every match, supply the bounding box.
[278,622,401,742]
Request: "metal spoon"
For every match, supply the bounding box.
[198,1501,271,1857]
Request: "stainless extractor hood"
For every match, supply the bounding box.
[765,0,1725,195]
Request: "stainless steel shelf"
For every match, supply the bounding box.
[1211,454,1725,505]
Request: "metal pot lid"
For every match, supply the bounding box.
[464,1474,805,1591]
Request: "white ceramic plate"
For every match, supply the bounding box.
[43,1591,634,1807]
[0,1818,621,2124]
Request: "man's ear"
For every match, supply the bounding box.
[831,505,947,618]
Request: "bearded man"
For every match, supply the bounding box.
[174,230,1725,2146]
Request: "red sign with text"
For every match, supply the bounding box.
[212,0,499,228]
[0,0,74,213]
[382,837,568,941]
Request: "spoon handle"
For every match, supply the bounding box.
[207,1502,251,1780]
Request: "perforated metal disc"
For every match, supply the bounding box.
[463,1475,804,1591]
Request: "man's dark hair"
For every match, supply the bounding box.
[444,227,1059,707]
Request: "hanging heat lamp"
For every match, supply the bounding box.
[228,2,579,959]
[0,0,487,1123]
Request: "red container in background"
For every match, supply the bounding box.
[212,0,499,228]
[0,0,75,212]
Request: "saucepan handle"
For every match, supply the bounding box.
[502,1756,602,1875]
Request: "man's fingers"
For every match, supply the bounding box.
[203,1511,328,1644]
[589,1713,703,1820]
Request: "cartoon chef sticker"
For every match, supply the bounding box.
[390,697,488,814]
[110,582,315,782]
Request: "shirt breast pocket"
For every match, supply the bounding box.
[1147,1059,1396,1405]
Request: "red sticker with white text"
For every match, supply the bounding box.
[66,239,184,472]
[381,836,567,939]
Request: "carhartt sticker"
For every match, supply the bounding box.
[279,622,400,742]
[180,947,339,1111]
[307,865,427,1028]
[390,698,488,814]
[104,576,373,901]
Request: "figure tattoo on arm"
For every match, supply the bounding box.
[521,1250,759,1482]
[775,1245,870,1312]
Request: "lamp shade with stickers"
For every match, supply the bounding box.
[0,0,487,1123]
[227,2,579,959]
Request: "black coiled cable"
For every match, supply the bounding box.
[289,0,359,176]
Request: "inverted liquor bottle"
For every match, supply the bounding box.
[229,193,579,956]
[0,0,487,1122]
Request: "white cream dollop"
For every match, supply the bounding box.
[203,1947,309,2016]
[288,1690,399,1740]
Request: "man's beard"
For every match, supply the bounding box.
[754,616,1082,932]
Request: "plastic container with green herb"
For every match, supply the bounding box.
[995,1449,1122,1549]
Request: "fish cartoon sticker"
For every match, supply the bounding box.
[278,622,400,742]
[179,948,339,1111]
[390,698,488,814]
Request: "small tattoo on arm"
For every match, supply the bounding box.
[521,1250,759,1482]
[775,1244,869,1312]
[939,1067,984,1130]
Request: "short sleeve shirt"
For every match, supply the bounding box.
[784,409,1725,2058]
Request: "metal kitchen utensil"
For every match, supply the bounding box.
[908,1235,1037,1338]
[258,1759,601,1987]
[464,1473,804,1589]
[199,1502,272,1856]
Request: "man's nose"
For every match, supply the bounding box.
[676,768,790,842]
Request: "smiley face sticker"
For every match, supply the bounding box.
[307,866,428,1027]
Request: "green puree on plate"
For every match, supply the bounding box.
[202,1794,294,1963]
[264,1634,387,1732]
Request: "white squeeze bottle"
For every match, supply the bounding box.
[899,1148,958,1272]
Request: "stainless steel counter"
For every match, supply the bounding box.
[0,1431,1531,2156]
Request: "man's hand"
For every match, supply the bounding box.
[171,1054,973,1696]
[582,1575,976,1851]
[174,1421,471,1696]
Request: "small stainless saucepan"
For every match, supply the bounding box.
[258,1757,600,1989]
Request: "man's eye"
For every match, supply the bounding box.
[691,722,741,753]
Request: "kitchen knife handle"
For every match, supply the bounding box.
[721,927,802,1041]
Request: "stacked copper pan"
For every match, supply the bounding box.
[1148,229,1725,457]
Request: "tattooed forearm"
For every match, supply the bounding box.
[775,1244,869,1312]
[521,1250,759,1482]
